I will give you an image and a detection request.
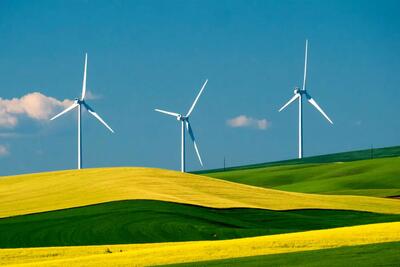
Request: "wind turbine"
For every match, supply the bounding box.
[50,53,114,169]
[279,40,333,159]
[155,79,208,172]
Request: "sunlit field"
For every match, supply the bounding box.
[1,167,400,219]
[1,222,399,266]
[1,152,399,266]
[202,155,400,197]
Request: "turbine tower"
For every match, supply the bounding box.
[155,79,208,172]
[50,53,114,169]
[279,40,333,159]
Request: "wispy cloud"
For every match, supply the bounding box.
[226,115,270,130]
[0,145,9,157]
[85,90,102,100]
[0,92,73,128]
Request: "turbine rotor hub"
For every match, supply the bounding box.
[294,87,306,95]
[177,115,188,121]
[177,115,182,121]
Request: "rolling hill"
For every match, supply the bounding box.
[1,167,400,218]
[203,157,400,197]
[195,145,400,174]
[1,222,399,266]
[1,200,400,248]
[0,160,399,266]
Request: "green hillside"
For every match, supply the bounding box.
[1,200,400,248]
[168,241,400,267]
[195,145,400,174]
[203,157,400,197]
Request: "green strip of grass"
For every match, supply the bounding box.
[166,241,400,267]
[202,157,400,197]
[195,145,400,174]
[1,200,400,248]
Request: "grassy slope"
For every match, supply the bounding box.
[169,242,400,267]
[2,200,400,248]
[1,222,399,266]
[204,157,400,197]
[1,167,400,218]
[196,145,400,174]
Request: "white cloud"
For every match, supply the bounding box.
[0,145,9,156]
[0,92,73,128]
[226,115,270,130]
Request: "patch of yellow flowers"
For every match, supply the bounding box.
[1,222,400,266]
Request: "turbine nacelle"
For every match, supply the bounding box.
[177,115,188,121]
[294,87,307,95]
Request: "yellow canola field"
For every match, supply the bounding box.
[1,167,400,218]
[1,222,400,266]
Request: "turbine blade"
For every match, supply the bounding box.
[303,40,308,91]
[186,79,208,117]
[306,93,333,124]
[279,94,300,112]
[81,53,88,100]
[186,121,203,166]
[154,109,180,117]
[83,102,115,133]
[50,102,78,120]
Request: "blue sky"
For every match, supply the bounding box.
[0,0,399,175]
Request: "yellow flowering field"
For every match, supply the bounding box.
[0,167,399,218]
[1,222,399,266]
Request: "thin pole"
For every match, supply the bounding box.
[298,94,303,159]
[181,120,185,172]
[371,144,374,159]
[223,156,226,171]
[78,104,82,169]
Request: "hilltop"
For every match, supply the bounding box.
[195,145,400,174]
[1,167,400,218]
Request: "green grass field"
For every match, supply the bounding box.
[168,241,400,267]
[1,200,400,248]
[195,145,400,174]
[203,157,400,197]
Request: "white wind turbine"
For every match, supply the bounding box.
[279,40,333,159]
[50,53,114,169]
[155,79,208,172]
